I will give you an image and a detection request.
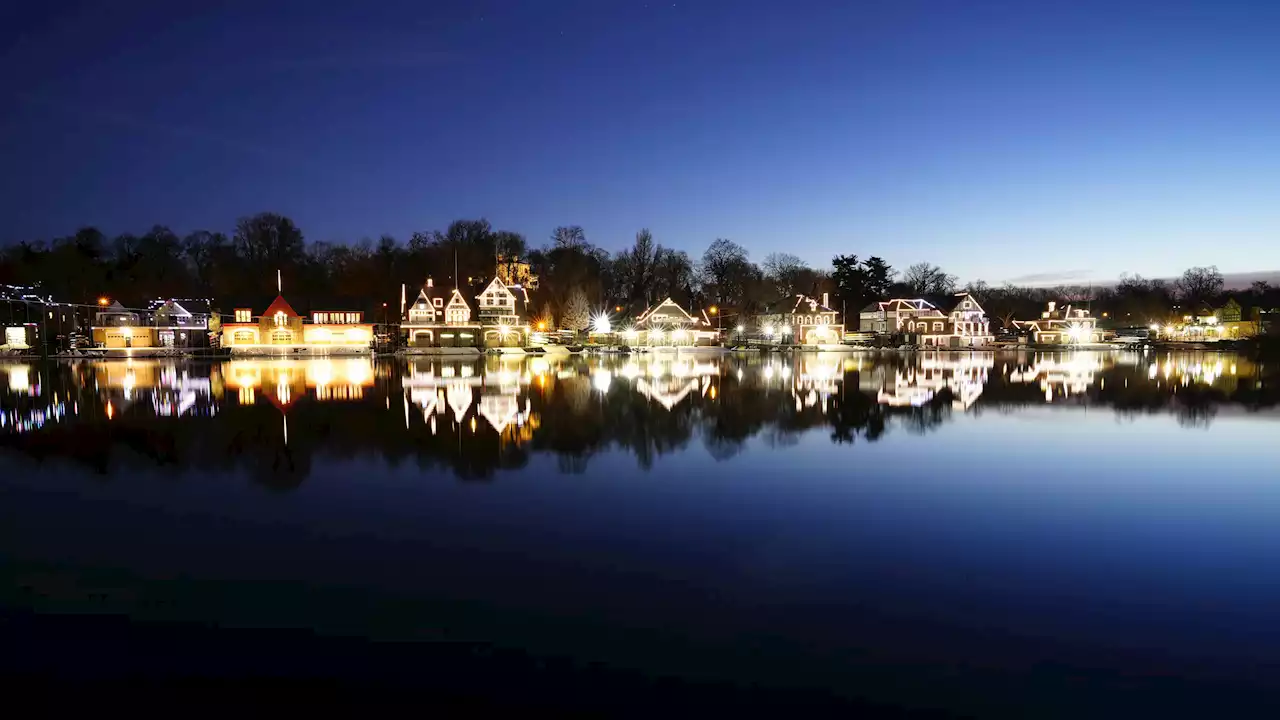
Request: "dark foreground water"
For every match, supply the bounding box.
[2,350,1279,716]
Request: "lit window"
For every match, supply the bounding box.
[234,309,251,323]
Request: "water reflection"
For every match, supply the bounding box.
[0,350,1275,484]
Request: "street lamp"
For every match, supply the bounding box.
[98,297,109,306]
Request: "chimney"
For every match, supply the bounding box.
[427,277,434,288]
[1047,301,1056,313]
[822,292,829,308]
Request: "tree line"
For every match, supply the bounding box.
[2,212,1277,329]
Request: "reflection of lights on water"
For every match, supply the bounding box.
[311,360,334,386]
[106,401,114,420]
[8,366,31,392]
[592,369,612,393]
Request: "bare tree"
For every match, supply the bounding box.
[903,262,957,296]
[763,252,809,297]
[551,225,587,250]
[1176,266,1224,308]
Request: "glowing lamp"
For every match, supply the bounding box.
[764,325,775,336]
[592,313,612,334]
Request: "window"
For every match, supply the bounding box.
[234,309,251,323]
[933,322,943,332]
[433,298,443,308]
[233,330,255,344]
[271,329,293,344]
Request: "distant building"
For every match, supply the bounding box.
[92,301,150,349]
[859,298,944,335]
[1015,301,1102,344]
[475,277,526,347]
[615,297,720,346]
[401,278,483,348]
[221,295,373,355]
[496,255,539,291]
[149,299,210,348]
[757,293,843,345]
[899,292,995,348]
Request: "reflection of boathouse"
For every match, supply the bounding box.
[874,352,995,409]
[222,358,375,406]
[401,359,536,441]
[1006,352,1105,402]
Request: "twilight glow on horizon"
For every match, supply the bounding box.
[2,0,1278,286]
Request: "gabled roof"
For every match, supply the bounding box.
[263,295,299,318]
[637,297,695,325]
[859,302,882,313]
[947,292,987,316]
[102,301,131,313]
[446,288,470,309]
[477,276,514,299]
[879,298,945,317]
[158,300,192,317]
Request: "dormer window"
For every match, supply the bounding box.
[273,311,288,327]
[234,309,251,323]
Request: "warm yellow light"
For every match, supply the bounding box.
[537,322,546,330]
[98,297,109,306]
[709,306,718,315]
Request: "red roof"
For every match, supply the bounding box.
[263,295,299,318]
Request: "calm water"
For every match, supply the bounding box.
[3,350,1279,715]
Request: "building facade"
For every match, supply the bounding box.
[1016,301,1103,344]
[757,293,844,345]
[92,301,152,349]
[859,298,946,335]
[400,279,484,348]
[617,297,720,346]
[475,277,526,347]
[221,295,373,355]
[900,293,995,347]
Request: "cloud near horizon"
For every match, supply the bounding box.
[997,270,1095,286]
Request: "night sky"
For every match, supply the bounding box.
[3,0,1279,285]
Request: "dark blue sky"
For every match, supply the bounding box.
[3,0,1279,285]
